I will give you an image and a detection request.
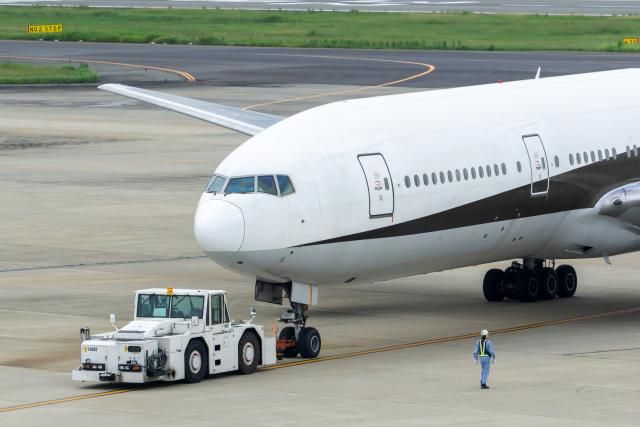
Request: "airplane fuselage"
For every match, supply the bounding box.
[194,69,640,286]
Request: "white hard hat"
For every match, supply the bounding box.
[480,329,489,336]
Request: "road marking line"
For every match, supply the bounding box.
[260,306,640,370]
[242,53,435,110]
[2,305,637,414]
[0,389,138,413]
[0,56,196,82]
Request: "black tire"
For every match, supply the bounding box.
[503,267,520,299]
[557,265,578,298]
[278,326,298,358]
[483,269,505,302]
[298,327,321,359]
[184,339,208,383]
[238,332,260,375]
[516,270,539,302]
[539,267,559,300]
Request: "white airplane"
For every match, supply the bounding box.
[100,68,640,358]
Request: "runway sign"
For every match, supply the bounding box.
[623,38,639,44]
[27,24,63,33]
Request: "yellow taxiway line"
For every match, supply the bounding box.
[0,55,196,82]
[1,305,638,414]
[242,53,436,110]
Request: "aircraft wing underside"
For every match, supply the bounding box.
[98,84,283,136]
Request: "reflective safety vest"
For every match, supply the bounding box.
[479,340,488,357]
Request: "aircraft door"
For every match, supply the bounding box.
[358,154,394,217]
[522,135,549,196]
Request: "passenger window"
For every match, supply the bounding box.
[627,146,631,158]
[432,172,438,185]
[471,167,477,179]
[576,153,581,165]
[404,176,411,188]
[478,166,484,178]
[583,152,588,163]
[597,150,603,161]
[423,173,429,186]
[501,163,507,175]
[612,148,617,159]
[569,154,574,165]
[486,165,492,177]
[226,176,255,194]
[384,178,390,190]
[493,164,499,176]
[604,148,610,159]
[541,158,546,170]
[277,175,295,196]
[554,156,559,167]
[414,174,420,187]
[455,169,461,181]
[447,170,453,183]
[463,168,469,180]
[440,171,445,183]
[590,151,595,162]
[516,161,522,173]
[206,175,226,194]
[258,175,277,195]
[634,145,638,157]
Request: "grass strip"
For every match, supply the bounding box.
[2,6,640,52]
[0,62,99,84]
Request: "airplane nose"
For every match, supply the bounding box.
[194,200,245,255]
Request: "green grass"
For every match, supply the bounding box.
[0,62,99,84]
[2,6,640,51]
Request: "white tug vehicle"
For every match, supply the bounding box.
[72,288,276,384]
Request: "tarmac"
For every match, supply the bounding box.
[1,46,640,425]
[4,41,640,90]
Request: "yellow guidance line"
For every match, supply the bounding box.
[1,306,638,413]
[0,55,196,82]
[259,306,640,371]
[243,53,435,110]
[0,389,135,413]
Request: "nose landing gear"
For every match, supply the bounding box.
[276,302,321,359]
[255,280,322,360]
[482,259,577,303]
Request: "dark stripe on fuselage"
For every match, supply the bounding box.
[298,153,640,247]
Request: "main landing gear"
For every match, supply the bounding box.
[276,302,321,360]
[483,259,577,303]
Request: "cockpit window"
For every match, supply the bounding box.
[258,175,277,195]
[277,175,295,196]
[225,177,255,194]
[206,175,226,194]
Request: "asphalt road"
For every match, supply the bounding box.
[3,40,640,91]
[4,0,640,14]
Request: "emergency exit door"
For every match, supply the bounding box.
[522,135,550,196]
[358,154,394,218]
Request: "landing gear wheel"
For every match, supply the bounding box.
[556,265,577,298]
[483,269,505,302]
[298,327,321,359]
[538,267,559,300]
[516,270,539,302]
[238,332,260,375]
[502,266,519,299]
[184,340,208,383]
[278,326,298,358]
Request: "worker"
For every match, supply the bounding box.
[473,329,495,389]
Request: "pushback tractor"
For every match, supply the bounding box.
[72,288,276,384]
